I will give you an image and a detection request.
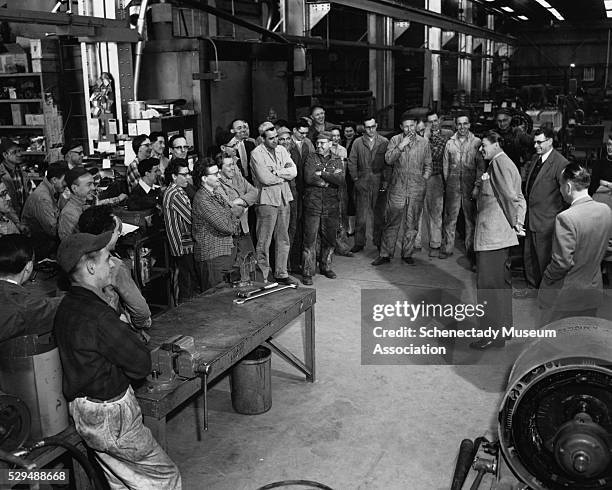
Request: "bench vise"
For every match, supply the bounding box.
[149,335,198,385]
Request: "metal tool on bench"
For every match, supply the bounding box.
[233,283,297,305]
[147,335,198,392]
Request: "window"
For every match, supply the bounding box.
[583,67,595,82]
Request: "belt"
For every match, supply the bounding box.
[78,388,127,404]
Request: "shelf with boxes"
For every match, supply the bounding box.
[0,72,63,160]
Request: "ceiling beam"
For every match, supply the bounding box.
[0,8,138,42]
[328,0,516,44]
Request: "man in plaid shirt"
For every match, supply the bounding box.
[192,160,241,291]
[162,158,198,302]
[0,139,29,228]
[126,134,152,192]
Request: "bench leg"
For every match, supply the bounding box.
[305,305,316,382]
[144,415,167,452]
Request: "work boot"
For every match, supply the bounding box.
[439,251,453,259]
[401,256,415,265]
[350,245,364,253]
[275,275,299,286]
[371,256,390,266]
[428,247,440,258]
[321,268,337,279]
[302,275,313,286]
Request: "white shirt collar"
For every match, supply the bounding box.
[571,193,589,206]
[541,148,554,163]
[491,151,504,161]
[138,179,152,194]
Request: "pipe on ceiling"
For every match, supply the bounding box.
[173,0,290,44]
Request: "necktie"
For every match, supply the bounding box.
[526,156,544,197]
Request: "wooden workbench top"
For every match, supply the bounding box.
[147,287,316,379]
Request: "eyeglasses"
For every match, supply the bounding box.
[173,146,189,151]
[364,125,377,130]
[534,138,551,146]
[178,171,191,176]
[298,130,309,135]
[6,149,21,155]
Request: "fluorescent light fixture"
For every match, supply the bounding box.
[549,7,564,20]
[518,14,529,20]
[607,9,612,17]
[605,0,612,8]
[501,5,514,12]
[534,0,552,8]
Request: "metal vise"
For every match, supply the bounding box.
[149,335,198,382]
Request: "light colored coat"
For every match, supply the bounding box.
[474,152,526,251]
[539,196,612,311]
[250,144,296,207]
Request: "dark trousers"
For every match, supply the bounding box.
[476,248,512,334]
[302,208,339,277]
[524,229,553,288]
[288,197,303,272]
[198,254,232,292]
[174,253,198,303]
[232,234,255,267]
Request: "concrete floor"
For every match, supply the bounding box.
[164,240,610,490]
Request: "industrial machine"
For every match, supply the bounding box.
[452,317,612,490]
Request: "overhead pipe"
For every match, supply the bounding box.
[133,0,150,101]
[174,0,290,44]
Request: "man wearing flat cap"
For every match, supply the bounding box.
[54,233,181,488]
[58,167,95,240]
[301,131,345,285]
[61,141,85,170]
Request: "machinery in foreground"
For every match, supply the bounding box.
[453,317,612,490]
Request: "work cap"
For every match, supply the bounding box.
[57,232,113,273]
[0,138,21,154]
[66,167,89,188]
[61,140,82,156]
[316,131,333,142]
[277,126,291,136]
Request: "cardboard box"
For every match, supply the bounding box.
[0,44,29,73]
[25,114,45,126]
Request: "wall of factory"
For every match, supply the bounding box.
[511,27,612,91]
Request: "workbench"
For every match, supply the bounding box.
[135,287,316,450]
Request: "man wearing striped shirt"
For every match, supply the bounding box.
[162,159,197,303]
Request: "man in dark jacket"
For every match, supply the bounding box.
[301,131,345,285]
[0,234,60,343]
[523,127,568,290]
[54,232,181,488]
[127,158,162,211]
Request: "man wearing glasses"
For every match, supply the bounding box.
[347,117,389,253]
[521,126,568,293]
[168,135,196,201]
[126,134,152,192]
[162,158,198,302]
[62,141,85,169]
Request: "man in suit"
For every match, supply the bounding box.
[226,119,257,183]
[538,163,612,325]
[470,131,525,350]
[523,127,568,290]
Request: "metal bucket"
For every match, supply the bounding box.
[128,100,145,120]
[0,335,69,441]
[230,346,272,415]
